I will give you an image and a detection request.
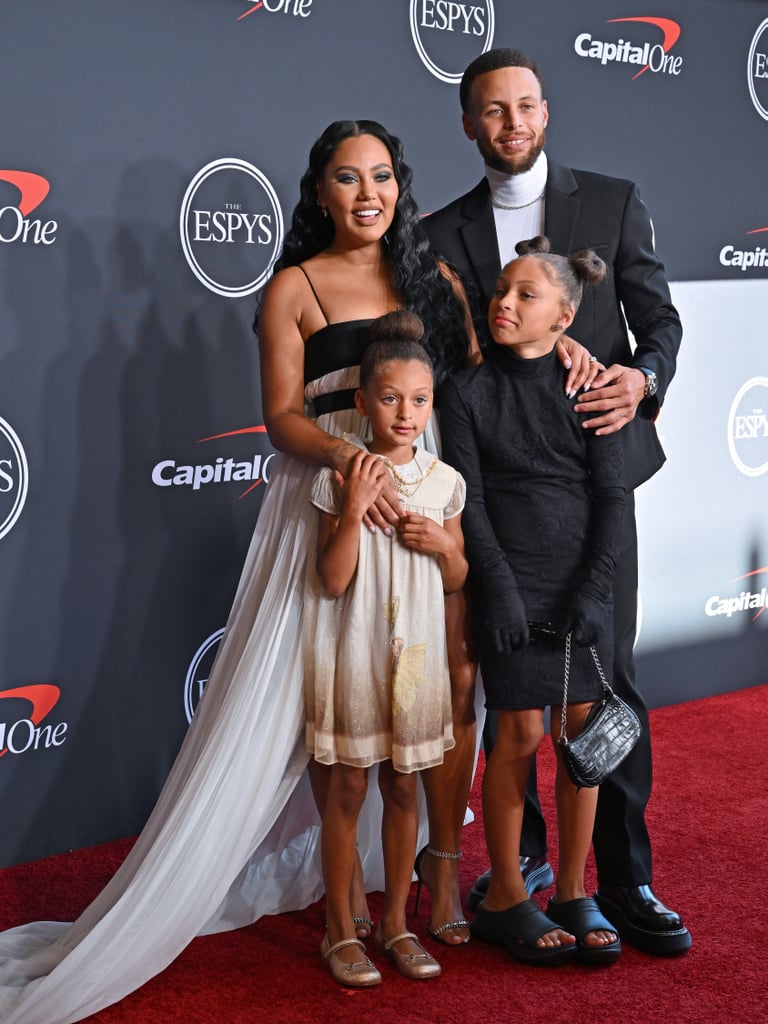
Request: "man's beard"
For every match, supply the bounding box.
[478,131,546,176]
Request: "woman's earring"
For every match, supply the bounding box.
[319,204,328,218]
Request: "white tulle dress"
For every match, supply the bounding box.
[0,320,444,1024]
[305,444,465,774]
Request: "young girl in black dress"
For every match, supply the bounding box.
[440,236,625,966]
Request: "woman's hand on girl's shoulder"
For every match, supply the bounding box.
[557,333,602,397]
[338,462,402,534]
[338,452,387,522]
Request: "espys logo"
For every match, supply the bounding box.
[0,417,29,540]
[410,0,494,84]
[0,170,57,245]
[727,377,768,477]
[748,18,768,120]
[574,17,683,79]
[152,425,275,497]
[719,227,768,273]
[0,684,67,757]
[237,0,313,18]
[183,629,224,723]
[180,159,284,298]
[705,567,768,622]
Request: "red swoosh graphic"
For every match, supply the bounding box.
[197,425,270,497]
[0,171,50,216]
[730,567,768,621]
[0,684,60,757]
[607,17,681,79]
[237,2,263,18]
[197,426,268,442]
[746,227,768,235]
[237,479,263,498]
[731,567,768,582]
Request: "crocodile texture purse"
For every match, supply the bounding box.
[558,633,642,789]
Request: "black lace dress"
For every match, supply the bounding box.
[440,344,625,710]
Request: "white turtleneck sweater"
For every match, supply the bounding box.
[486,153,548,268]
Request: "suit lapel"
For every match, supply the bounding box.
[458,180,500,307]
[454,164,583,302]
[544,161,580,256]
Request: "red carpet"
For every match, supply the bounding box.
[2,685,766,1023]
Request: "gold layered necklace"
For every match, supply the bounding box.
[380,453,437,496]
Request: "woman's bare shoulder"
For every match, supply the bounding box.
[262,263,307,301]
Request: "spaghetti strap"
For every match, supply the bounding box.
[297,264,330,325]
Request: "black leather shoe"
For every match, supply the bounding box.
[467,857,554,912]
[594,885,692,956]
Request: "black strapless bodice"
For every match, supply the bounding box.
[303,320,373,385]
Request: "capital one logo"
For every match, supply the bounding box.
[719,227,768,273]
[410,0,494,84]
[180,158,284,298]
[727,377,768,477]
[152,425,275,497]
[237,0,313,18]
[705,567,768,623]
[574,17,683,79]
[0,417,29,540]
[748,18,768,120]
[184,629,224,723]
[0,170,57,245]
[0,684,67,757]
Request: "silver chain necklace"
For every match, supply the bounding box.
[491,188,545,211]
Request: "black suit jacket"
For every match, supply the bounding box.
[424,162,682,490]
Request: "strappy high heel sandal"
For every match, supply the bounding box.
[353,916,375,939]
[350,844,374,938]
[413,845,470,945]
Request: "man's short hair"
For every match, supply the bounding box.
[460,48,545,111]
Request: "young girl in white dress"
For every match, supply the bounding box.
[304,310,468,986]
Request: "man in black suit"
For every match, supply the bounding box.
[424,47,690,955]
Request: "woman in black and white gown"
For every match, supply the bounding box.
[0,119,482,1024]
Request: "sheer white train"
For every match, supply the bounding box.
[0,398,439,1024]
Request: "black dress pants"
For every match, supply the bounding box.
[482,493,654,886]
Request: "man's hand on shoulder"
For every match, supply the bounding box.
[573,364,646,435]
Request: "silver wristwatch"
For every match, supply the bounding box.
[637,366,658,399]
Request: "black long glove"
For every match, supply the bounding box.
[561,584,609,647]
[485,587,530,654]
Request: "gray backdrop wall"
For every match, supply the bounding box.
[1,0,766,866]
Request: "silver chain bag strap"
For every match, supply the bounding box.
[558,633,642,790]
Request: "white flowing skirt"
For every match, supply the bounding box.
[0,380,452,1024]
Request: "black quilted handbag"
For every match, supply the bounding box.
[558,633,642,789]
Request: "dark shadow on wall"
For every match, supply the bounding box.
[0,159,266,866]
[0,206,83,866]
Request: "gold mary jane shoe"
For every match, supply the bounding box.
[320,934,382,988]
[375,927,441,980]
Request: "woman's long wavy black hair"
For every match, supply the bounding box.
[265,119,470,387]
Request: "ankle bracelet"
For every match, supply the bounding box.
[426,846,462,860]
